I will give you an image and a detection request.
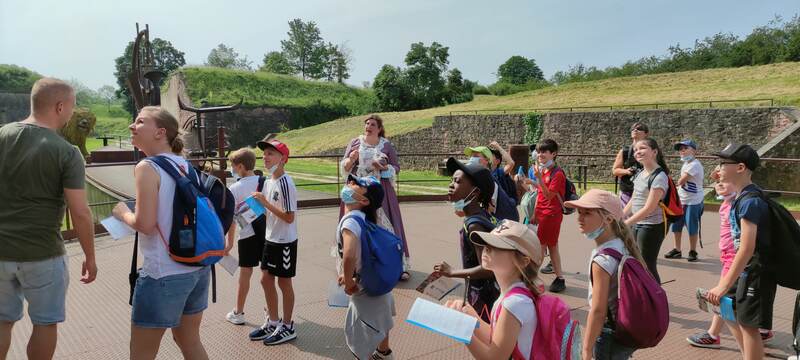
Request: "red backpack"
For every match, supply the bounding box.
[491,286,582,360]
[647,168,683,224]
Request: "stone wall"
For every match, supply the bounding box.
[0,92,30,125]
[319,107,800,192]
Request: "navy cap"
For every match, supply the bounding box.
[346,174,384,209]
[712,143,760,171]
[446,157,495,205]
[673,140,698,151]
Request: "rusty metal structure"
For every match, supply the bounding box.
[127,23,166,111]
[179,97,241,158]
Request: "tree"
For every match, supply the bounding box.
[497,56,544,85]
[317,43,352,83]
[373,65,411,111]
[114,38,186,116]
[404,42,450,109]
[259,51,295,75]
[97,85,117,112]
[0,64,42,93]
[206,43,252,70]
[67,79,98,106]
[445,68,474,104]
[281,19,325,79]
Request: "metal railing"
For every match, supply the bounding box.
[448,98,775,115]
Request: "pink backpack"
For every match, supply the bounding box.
[491,286,582,360]
[595,248,669,348]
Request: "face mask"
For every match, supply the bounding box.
[466,156,482,167]
[452,188,477,212]
[539,159,554,168]
[265,164,278,175]
[340,186,361,204]
[680,155,694,162]
[231,172,241,181]
[584,225,605,241]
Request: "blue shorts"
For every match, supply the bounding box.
[671,203,704,235]
[0,256,69,325]
[131,267,210,328]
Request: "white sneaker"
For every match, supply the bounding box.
[226,309,245,325]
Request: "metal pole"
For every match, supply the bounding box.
[218,126,226,181]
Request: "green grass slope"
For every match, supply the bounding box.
[280,62,800,155]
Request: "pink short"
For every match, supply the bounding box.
[720,249,736,277]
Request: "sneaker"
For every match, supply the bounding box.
[760,329,774,343]
[549,277,566,293]
[540,262,554,274]
[371,349,394,360]
[664,248,682,259]
[226,309,245,325]
[687,250,699,262]
[686,332,721,349]
[264,322,297,345]
[249,319,279,341]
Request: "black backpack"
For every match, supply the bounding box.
[553,167,579,215]
[734,190,800,290]
[793,292,800,356]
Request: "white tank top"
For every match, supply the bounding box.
[138,153,202,279]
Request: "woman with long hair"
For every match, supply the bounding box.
[622,137,670,284]
[112,106,210,360]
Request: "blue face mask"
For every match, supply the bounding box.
[452,188,477,212]
[340,186,362,204]
[265,164,278,175]
[467,156,482,167]
[584,225,605,241]
[680,155,694,162]
[539,159,554,168]
[231,171,241,181]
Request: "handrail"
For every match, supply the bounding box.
[448,98,775,115]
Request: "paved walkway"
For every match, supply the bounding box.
[8,203,798,359]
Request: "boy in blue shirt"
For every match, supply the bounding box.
[706,144,774,360]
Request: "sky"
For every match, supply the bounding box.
[1,0,797,90]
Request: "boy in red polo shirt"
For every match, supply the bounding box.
[532,139,567,293]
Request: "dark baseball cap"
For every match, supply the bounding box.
[446,157,495,204]
[346,174,384,209]
[673,139,698,150]
[712,143,759,171]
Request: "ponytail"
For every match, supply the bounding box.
[514,253,543,296]
[609,217,645,265]
[141,106,184,155]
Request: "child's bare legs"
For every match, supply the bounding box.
[277,277,294,324]
[261,272,280,322]
[673,231,683,251]
[235,267,253,313]
[724,320,744,352]
[708,314,723,338]
[549,244,563,278]
[740,325,763,360]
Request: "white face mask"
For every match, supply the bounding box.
[265,164,278,175]
[539,159,554,168]
[680,155,694,162]
[467,156,482,167]
[583,225,605,241]
[231,172,241,181]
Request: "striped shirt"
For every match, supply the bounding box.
[678,159,704,205]
[263,174,298,243]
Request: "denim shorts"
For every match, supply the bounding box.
[131,267,210,328]
[0,256,69,325]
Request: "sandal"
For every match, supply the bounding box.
[399,271,410,281]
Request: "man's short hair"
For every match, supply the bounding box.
[30,78,74,114]
[229,147,257,170]
[536,138,559,153]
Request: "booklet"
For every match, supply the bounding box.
[406,297,478,344]
[100,216,135,240]
[234,196,266,228]
[416,272,462,301]
[219,255,239,276]
[696,288,735,322]
[328,280,350,308]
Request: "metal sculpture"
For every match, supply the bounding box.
[179,96,242,157]
[127,23,166,111]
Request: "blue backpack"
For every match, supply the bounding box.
[344,214,403,296]
[148,156,226,266]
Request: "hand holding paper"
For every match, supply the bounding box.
[406,298,478,344]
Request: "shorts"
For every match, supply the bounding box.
[261,239,298,278]
[720,249,736,277]
[725,257,777,329]
[238,234,266,267]
[0,256,69,325]
[670,203,703,235]
[536,213,563,247]
[131,266,210,328]
[346,292,396,359]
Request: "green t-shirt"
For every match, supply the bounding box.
[0,122,85,261]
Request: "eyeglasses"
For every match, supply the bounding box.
[718,161,739,166]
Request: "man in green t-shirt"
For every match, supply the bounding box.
[0,78,97,360]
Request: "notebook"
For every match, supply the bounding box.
[406,298,477,344]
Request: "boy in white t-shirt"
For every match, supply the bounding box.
[248,138,299,346]
[225,148,266,325]
[664,140,705,262]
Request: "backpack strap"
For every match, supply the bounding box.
[148,155,201,189]
[591,248,624,325]
[463,214,495,234]
[732,190,762,229]
[490,286,534,360]
[129,232,138,305]
[646,167,665,191]
[257,176,266,192]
